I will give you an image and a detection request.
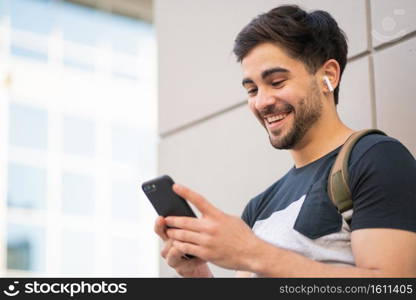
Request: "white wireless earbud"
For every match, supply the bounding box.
[323,76,334,93]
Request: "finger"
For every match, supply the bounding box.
[154,216,168,241]
[173,184,219,216]
[166,246,186,268]
[166,228,208,246]
[172,240,205,260]
[161,239,173,259]
[164,216,205,232]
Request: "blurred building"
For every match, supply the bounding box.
[0,0,158,276]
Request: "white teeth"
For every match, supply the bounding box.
[266,113,288,123]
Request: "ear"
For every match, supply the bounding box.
[320,59,340,94]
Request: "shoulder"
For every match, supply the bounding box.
[348,133,416,232]
[348,133,414,182]
[349,134,412,167]
[348,132,415,189]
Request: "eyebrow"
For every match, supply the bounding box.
[242,67,290,86]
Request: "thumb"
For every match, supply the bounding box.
[172,183,219,216]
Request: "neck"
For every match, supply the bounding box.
[290,111,354,168]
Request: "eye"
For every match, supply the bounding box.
[247,88,258,96]
[272,80,285,87]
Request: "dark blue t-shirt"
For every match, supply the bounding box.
[242,134,416,265]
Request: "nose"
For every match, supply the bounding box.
[254,87,277,112]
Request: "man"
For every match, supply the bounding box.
[154,5,416,277]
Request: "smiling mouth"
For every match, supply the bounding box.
[263,111,292,128]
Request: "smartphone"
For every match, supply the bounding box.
[141,175,196,218]
[142,175,196,259]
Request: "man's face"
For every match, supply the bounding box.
[241,43,323,149]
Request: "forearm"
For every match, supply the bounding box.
[244,240,385,278]
[235,271,253,277]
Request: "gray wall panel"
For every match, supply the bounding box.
[374,37,416,155]
[338,57,373,130]
[371,0,416,47]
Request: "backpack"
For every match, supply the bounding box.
[327,129,387,224]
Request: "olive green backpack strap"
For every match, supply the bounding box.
[327,129,387,223]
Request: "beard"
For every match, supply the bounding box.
[266,79,322,149]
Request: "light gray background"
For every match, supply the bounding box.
[155,0,416,277]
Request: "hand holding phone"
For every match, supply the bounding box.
[142,175,196,259]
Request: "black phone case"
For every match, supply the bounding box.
[142,175,196,259]
[141,175,196,218]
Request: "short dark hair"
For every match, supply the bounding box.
[233,5,348,105]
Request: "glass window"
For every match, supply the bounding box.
[62,172,94,215]
[10,0,55,35]
[62,56,96,72]
[59,2,102,47]
[111,181,139,220]
[7,223,45,272]
[111,54,138,81]
[108,14,152,56]
[0,0,8,19]
[111,70,138,81]
[61,230,94,275]
[7,162,46,210]
[10,44,49,63]
[111,126,140,165]
[62,115,95,157]
[9,103,48,150]
[111,237,140,276]
[137,132,157,176]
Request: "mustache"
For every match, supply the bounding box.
[258,102,294,117]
